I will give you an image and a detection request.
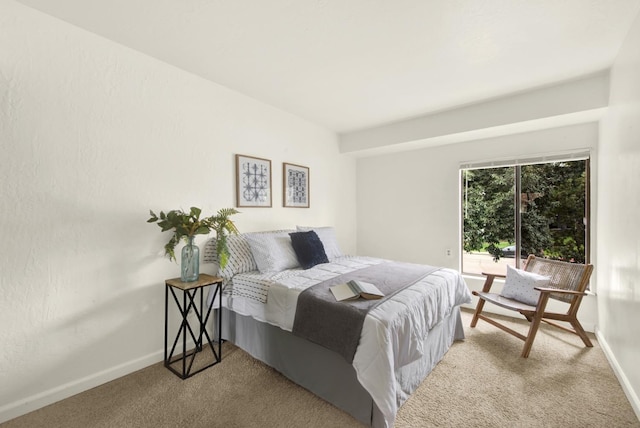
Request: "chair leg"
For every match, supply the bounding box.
[521,294,550,358]
[522,317,542,358]
[471,276,497,328]
[470,298,485,328]
[570,319,594,347]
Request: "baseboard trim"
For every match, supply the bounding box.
[0,350,164,424]
[596,328,640,422]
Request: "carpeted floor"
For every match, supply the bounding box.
[3,309,639,427]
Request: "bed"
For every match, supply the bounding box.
[204,227,472,428]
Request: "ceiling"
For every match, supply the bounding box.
[16,0,640,133]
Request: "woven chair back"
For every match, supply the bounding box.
[525,257,593,304]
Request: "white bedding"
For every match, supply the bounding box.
[211,256,472,428]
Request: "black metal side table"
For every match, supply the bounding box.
[164,274,223,379]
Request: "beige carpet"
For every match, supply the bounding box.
[3,309,639,428]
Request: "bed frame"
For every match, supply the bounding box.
[216,306,465,427]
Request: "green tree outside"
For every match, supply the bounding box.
[462,161,587,263]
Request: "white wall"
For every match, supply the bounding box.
[0,1,356,422]
[598,10,640,418]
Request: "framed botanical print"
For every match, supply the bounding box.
[236,154,272,208]
[283,163,310,208]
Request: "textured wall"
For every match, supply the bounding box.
[0,1,356,421]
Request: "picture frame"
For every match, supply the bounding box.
[283,163,310,208]
[236,154,272,208]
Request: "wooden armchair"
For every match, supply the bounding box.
[470,255,594,358]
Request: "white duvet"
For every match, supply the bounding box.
[212,256,472,427]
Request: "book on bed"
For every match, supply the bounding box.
[330,280,384,301]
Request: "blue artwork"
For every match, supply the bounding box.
[236,155,271,207]
[288,169,307,204]
[284,163,309,208]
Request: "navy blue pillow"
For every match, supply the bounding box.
[289,230,329,269]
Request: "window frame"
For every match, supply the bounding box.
[460,152,591,274]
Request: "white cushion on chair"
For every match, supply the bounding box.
[501,265,550,306]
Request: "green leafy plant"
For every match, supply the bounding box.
[147,207,240,268]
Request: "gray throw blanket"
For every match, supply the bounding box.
[292,261,440,363]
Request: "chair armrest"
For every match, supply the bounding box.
[481,272,506,278]
[534,287,587,296]
[479,272,506,292]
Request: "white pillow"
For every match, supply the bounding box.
[218,234,258,279]
[296,226,343,260]
[500,265,550,306]
[244,230,300,273]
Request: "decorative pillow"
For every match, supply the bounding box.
[203,234,258,279]
[244,230,300,273]
[296,226,343,260]
[500,265,551,306]
[289,230,329,269]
